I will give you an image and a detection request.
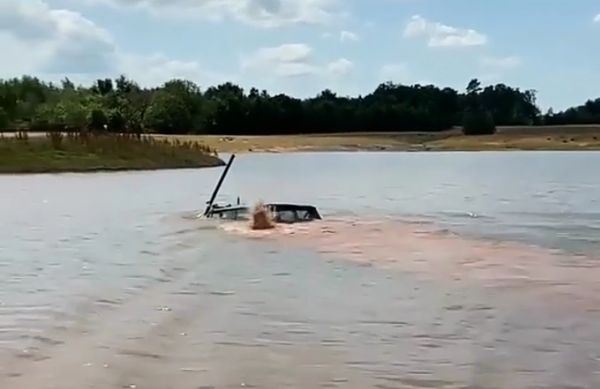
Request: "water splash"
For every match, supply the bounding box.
[250,201,275,231]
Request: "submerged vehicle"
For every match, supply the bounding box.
[202,154,322,224]
[207,202,321,223]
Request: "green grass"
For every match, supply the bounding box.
[0,131,224,174]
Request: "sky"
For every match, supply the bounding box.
[0,0,599,111]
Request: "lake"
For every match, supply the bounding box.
[1,151,600,388]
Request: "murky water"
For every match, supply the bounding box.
[1,151,600,388]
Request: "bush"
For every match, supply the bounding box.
[15,130,29,142]
[88,109,108,132]
[462,108,496,135]
[46,131,64,149]
[108,110,126,132]
[0,107,8,131]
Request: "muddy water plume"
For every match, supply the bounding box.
[221,216,600,307]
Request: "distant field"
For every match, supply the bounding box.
[154,125,600,153]
[8,125,600,153]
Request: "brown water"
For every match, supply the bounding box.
[1,152,600,388]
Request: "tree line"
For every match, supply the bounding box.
[0,74,592,135]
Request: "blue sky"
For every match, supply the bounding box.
[1,0,599,111]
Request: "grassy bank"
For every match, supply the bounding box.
[0,132,224,174]
[154,125,600,153]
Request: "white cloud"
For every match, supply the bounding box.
[594,14,600,23]
[480,55,521,71]
[340,30,359,43]
[0,0,348,95]
[119,53,233,88]
[379,63,411,82]
[81,0,339,28]
[378,64,432,86]
[242,43,353,81]
[0,0,230,89]
[404,15,487,48]
[478,73,501,84]
[327,58,353,77]
[0,0,117,75]
[241,43,318,77]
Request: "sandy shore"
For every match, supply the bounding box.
[8,125,600,154]
[153,125,600,153]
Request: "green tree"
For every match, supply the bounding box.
[92,79,114,96]
[462,79,496,135]
[16,72,600,134]
[143,91,192,133]
[107,109,126,132]
[89,108,109,132]
[466,79,482,95]
[203,82,248,133]
[463,108,496,135]
[111,76,150,133]
[61,78,75,90]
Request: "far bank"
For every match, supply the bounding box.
[153,125,600,153]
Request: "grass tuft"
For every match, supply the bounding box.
[0,131,223,174]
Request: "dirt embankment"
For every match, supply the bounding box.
[152,125,600,153]
[9,125,600,155]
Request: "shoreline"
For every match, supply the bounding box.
[0,163,225,175]
[0,133,224,175]
[3,125,600,174]
[154,125,600,154]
